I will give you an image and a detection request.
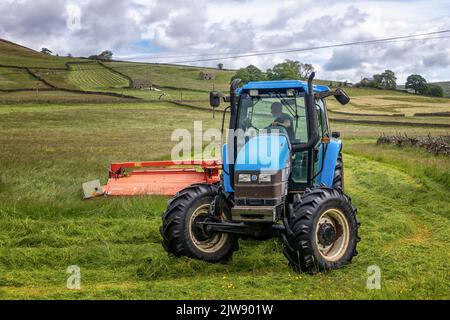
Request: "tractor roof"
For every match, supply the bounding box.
[237,80,330,94]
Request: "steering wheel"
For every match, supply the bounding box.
[264,124,288,135]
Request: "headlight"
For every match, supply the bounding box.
[259,173,271,183]
[238,174,251,182]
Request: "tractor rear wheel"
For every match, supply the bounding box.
[283,187,359,274]
[333,153,344,190]
[160,184,238,263]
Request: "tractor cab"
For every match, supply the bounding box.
[234,80,336,191]
[210,74,350,220]
[160,73,359,274]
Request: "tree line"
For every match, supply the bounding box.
[231,61,444,97]
[356,70,443,97]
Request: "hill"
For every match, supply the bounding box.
[0,38,449,127]
[0,39,86,68]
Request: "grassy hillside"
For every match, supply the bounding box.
[68,63,130,90]
[0,90,134,103]
[0,39,86,68]
[0,102,448,299]
[105,61,234,92]
[0,66,50,90]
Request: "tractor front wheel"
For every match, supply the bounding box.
[283,187,360,274]
[160,184,238,263]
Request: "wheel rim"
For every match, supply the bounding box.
[315,208,350,262]
[188,204,228,253]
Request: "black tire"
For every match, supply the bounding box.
[160,184,238,263]
[333,153,344,190]
[283,187,360,274]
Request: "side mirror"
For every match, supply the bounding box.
[334,88,350,105]
[209,91,221,108]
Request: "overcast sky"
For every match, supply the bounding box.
[1,0,449,83]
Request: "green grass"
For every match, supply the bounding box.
[0,102,449,300]
[0,90,134,103]
[68,63,130,90]
[29,68,77,90]
[0,67,50,90]
[105,62,234,92]
[0,38,449,300]
[0,39,87,69]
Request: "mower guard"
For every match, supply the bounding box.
[101,160,221,197]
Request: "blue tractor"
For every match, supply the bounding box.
[161,73,360,273]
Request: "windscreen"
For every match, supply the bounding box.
[237,92,307,143]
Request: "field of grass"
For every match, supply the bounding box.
[105,62,235,92]
[0,38,449,300]
[68,63,130,90]
[0,101,448,300]
[327,94,450,117]
[0,67,50,90]
[29,68,78,90]
[0,90,134,103]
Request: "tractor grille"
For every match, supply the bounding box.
[235,198,279,206]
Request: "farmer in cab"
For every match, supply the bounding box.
[270,101,294,140]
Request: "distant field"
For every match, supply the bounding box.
[68,63,130,90]
[0,66,50,90]
[0,90,134,103]
[327,94,450,117]
[28,68,77,90]
[105,62,234,92]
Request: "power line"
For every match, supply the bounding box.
[162,30,450,64]
[117,29,450,61]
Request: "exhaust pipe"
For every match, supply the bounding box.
[292,72,320,152]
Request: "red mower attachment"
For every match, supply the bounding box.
[100,160,221,197]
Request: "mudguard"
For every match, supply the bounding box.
[317,139,342,187]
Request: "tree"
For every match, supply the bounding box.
[99,50,113,61]
[67,53,73,58]
[370,70,397,89]
[41,48,52,55]
[426,84,444,97]
[405,74,428,94]
[266,60,300,80]
[232,65,265,83]
[266,60,315,80]
[217,63,224,70]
